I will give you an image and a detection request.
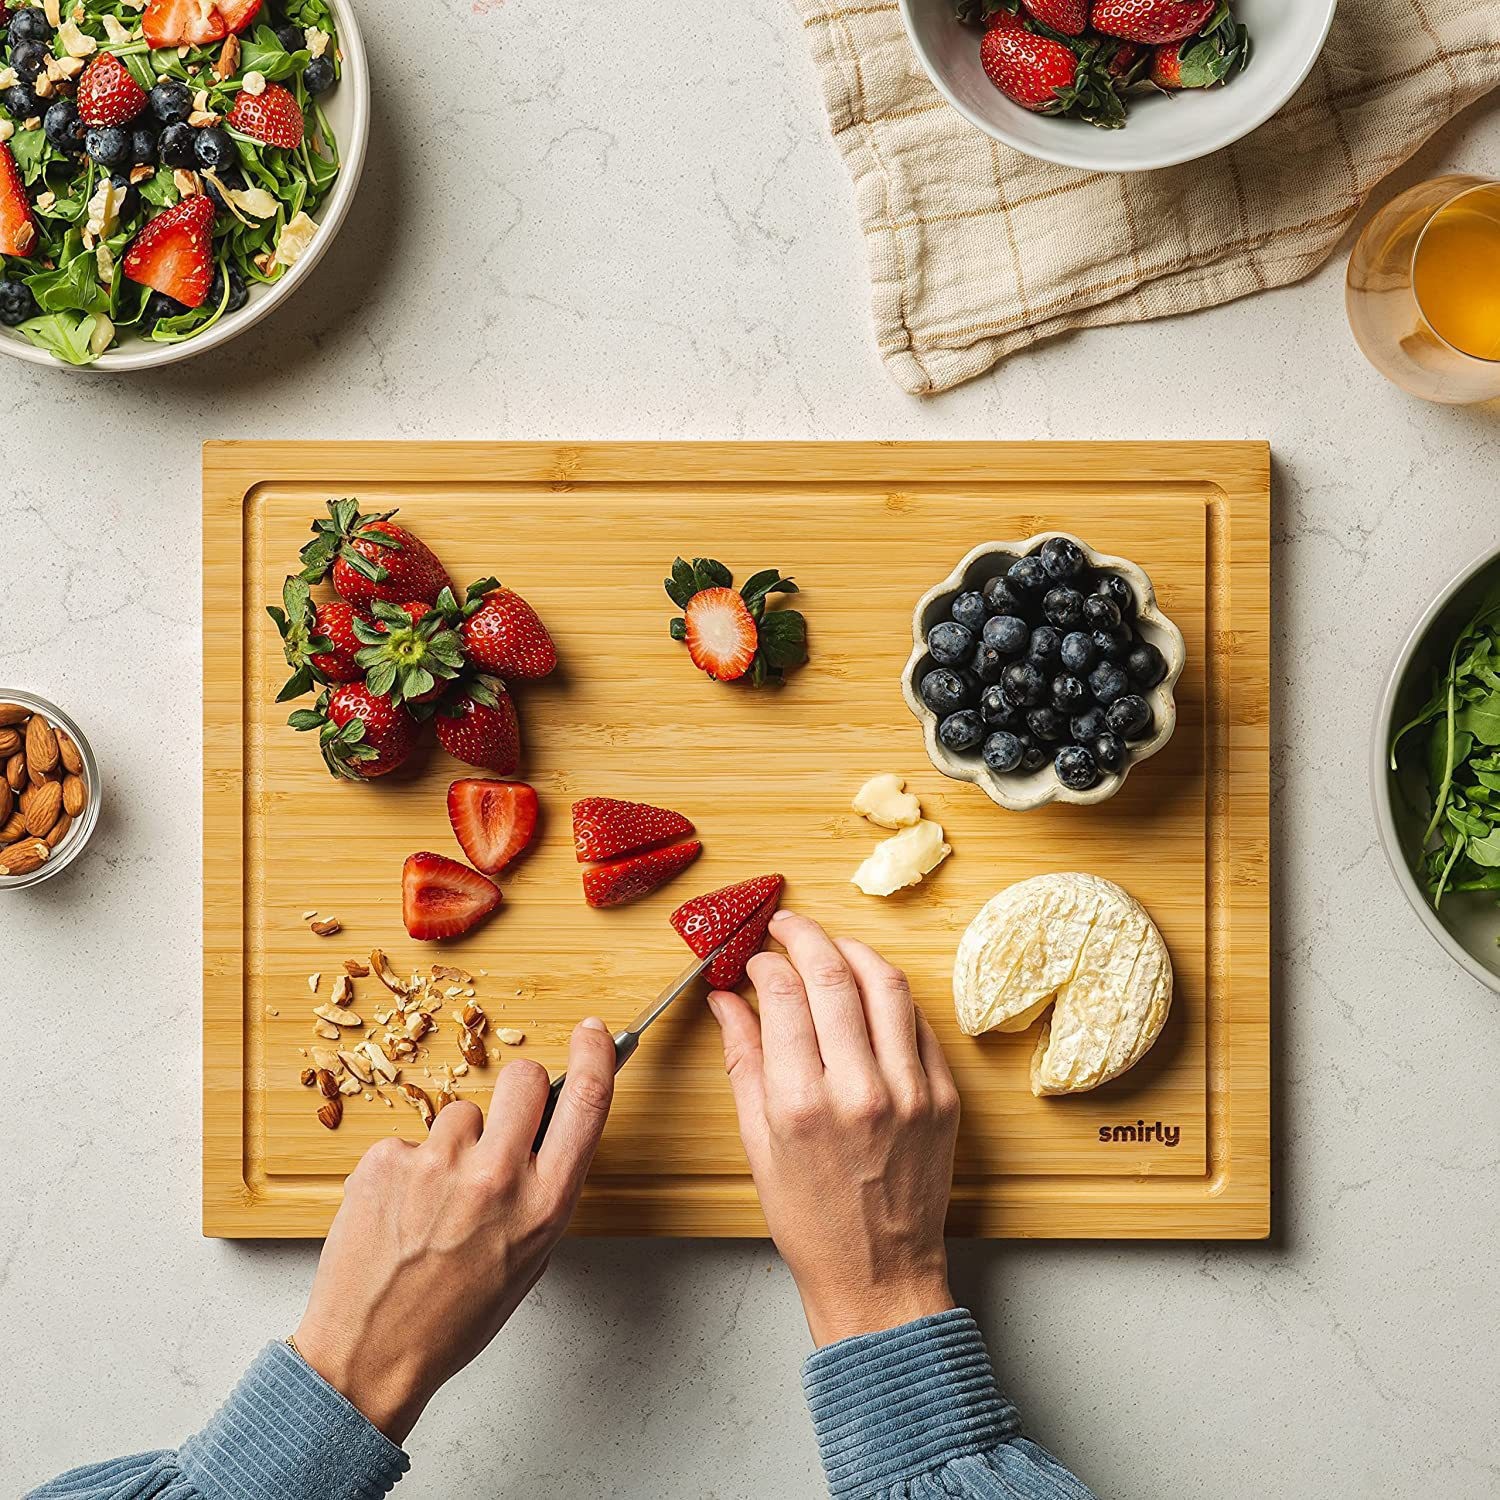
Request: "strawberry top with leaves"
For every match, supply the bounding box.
[433,676,521,775]
[1090,0,1220,45]
[0,142,37,259]
[670,873,785,989]
[665,557,808,688]
[353,596,466,706]
[299,499,454,609]
[266,576,369,700]
[289,682,419,780]
[446,578,557,681]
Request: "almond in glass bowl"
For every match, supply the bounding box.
[0,693,100,889]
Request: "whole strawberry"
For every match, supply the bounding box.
[980,13,1123,126]
[1017,0,1087,34]
[448,578,557,680]
[289,683,419,780]
[434,677,520,774]
[299,499,453,608]
[1091,0,1219,45]
[1148,12,1248,88]
[266,576,369,698]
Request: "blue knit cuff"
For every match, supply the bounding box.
[802,1308,1017,1499]
[179,1341,409,1500]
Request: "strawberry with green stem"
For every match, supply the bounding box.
[353,596,467,706]
[979,12,1123,126]
[299,498,454,609]
[1091,0,1223,45]
[289,682,419,780]
[266,576,370,700]
[434,675,521,774]
[665,557,808,687]
[441,578,558,681]
[1148,8,1249,88]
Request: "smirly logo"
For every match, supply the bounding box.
[1098,1120,1180,1148]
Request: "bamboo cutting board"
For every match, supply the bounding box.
[204,442,1269,1238]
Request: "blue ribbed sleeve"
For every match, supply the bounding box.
[27,1341,409,1500]
[802,1309,1097,1500]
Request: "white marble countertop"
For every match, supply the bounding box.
[6,2,1500,1495]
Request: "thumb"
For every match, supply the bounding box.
[707,989,768,1158]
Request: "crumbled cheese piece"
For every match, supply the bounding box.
[49,55,84,80]
[273,211,318,268]
[0,68,16,92]
[0,120,12,144]
[56,20,96,56]
[87,313,113,357]
[241,69,266,96]
[304,26,330,57]
[85,176,123,241]
[102,13,134,43]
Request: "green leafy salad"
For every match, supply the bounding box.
[0,0,342,365]
[1390,586,1500,910]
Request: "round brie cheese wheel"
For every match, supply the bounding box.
[953,872,1172,1097]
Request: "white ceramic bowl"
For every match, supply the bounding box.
[899,0,1337,173]
[902,532,1185,810]
[1372,545,1500,995]
[0,0,368,372]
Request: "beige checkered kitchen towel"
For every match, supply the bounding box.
[796,0,1500,394]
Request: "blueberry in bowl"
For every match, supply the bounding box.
[901,531,1186,811]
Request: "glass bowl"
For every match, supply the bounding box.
[0,691,102,890]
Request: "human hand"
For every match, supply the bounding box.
[291,1019,617,1442]
[708,911,960,1348]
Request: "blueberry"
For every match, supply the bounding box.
[2,82,40,120]
[149,79,193,125]
[10,39,49,83]
[43,99,85,153]
[950,590,986,634]
[1088,662,1130,706]
[208,261,248,313]
[980,684,1020,727]
[85,125,130,169]
[1002,660,1046,709]
[158,121,198,168]
[275,23,305,51]
[0,277,39,326]
[1127,639,1166,689]
[108,172,139,220]
[142,289,187,326]
[1040,536,1086,581]
[1059,630,1097,674]
[1095,573,1135,618]
[1007,555,1048,597]
[1051,673,1087,714]
[1083,593,1121,631]
[926,620,972,666]
[1093,731,1126,774]
[194,125,237,173]
[1105,693,1152,741]
[1043,586,1084,630]
[303,54,335,94]
[1055,745,1100,791]
[130,124,158,165]
[939,710,985,754]
[1070,706,1107,743]
[920,668,971,717]
[1092,626,1131,664]
[8,8,52,44]
[1027,625,1062,669]
[1027,706,1066,745]
[982,614,1029,656]
[969,643,1006,685]
[981,574,1024,616]
[983,731,1023,774]
[1018,733,1048,773]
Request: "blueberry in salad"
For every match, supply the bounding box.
[0,0,342,365]
[913,536,1178,795]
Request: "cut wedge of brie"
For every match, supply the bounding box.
[953,872,1172,1096]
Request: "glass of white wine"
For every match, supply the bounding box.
[1346,175,1500,405]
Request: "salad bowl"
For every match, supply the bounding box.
[0,0,368,372]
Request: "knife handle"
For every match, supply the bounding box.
[531,1028,636,1153]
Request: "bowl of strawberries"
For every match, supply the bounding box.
[900,0,1336,172]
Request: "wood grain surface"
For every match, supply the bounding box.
[204,441,1269,1238]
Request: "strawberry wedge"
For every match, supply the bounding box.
[402,852,502,941]
[122,195,215,308]
[227,81,304,149]
[447,779,538,875]
[584,840,702,910]
[572,797,694,864]
[0,143,37,259]
[670,874,784,989]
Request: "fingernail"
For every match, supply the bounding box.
[705,993,724,1022]
[581,1016,608,1031]
[770,909,792,925]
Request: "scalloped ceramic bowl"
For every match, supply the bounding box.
[0,0,368,373]
[902,532,1186,810]
[898,0,1337,173]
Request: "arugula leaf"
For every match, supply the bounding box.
[16,311,100,365]
[25,252,109,316]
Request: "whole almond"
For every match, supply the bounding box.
[56,730,83,776]
[0,812,24,843]
[0,782,10,826]
[315,1067,340,1099]
[0,838,49,876]
[24,714,58,777]
[5,753,25,793]
[316,1097,343,1130]
[0,703,28,727]
[23,780,61,837]
[0,728,18,757]
[44,813,71,849]
[62,774,86,817]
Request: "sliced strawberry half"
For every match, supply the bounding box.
[143,0,226,48]
[683,587,757,682]
[670,873,784,989]
[76,52,149,127]
[0,143,37,259]
[216,0,261,33]
[584,840,702,910]
[227,81,303,149]
[447,779,538,875]
[571,797,694,864]
[122,194,215,308]
[402,852,502,941]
